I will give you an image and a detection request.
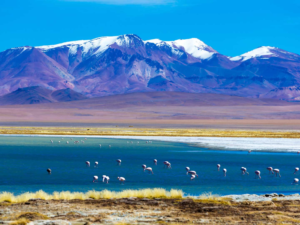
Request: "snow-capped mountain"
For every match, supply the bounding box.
[0,34,300,103]
[230,46,300,62]
[145,38,217,59]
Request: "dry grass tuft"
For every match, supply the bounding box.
[16,212,49,221]
[0,188,183,203]
[196,192,232,206]
[10,218,29,225]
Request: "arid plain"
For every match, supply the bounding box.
[1,92,300,134]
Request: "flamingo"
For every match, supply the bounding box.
[93,176,98,183]
[248,150,251,154]
[118,177,125,184]
[294,167,299,174]
[163,161,171,169]
[186,167,190,173]
[102,175,110,183]
[298,151,300,155]
[190,175,196,180]
[99,144,101,148]
[47,168,51,174]
[255,170,261,179]
[273,169,281,177]
[50,140,53,144]
[187,170,198,177]
[109,145,111,148]
[142,164,147,170]
[86,161,90,167]
[267,167,273,174]
[223,168,227,177]
[116,159,121,166]
[293,178,299,184]
[95,161,99,167]
[145,167,153,174]
[58,141,60,143]
[217,164,221,171]
[153,159,157,165]
[241,167,249,175]
[66,141,69,144]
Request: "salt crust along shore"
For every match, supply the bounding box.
[3,134,299,152]
[225,193,300,202]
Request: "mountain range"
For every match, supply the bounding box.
[1,34,300,104]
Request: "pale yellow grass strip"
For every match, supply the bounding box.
[0,188,183,203]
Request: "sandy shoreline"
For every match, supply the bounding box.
[1,126,300,138]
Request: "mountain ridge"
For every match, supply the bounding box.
[0,34,300,101]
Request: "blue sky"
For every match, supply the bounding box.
[1,0,299,56]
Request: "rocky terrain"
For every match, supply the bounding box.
[2,196,300,224]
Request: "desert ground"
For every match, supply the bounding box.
[0,92,300,131]
[2,196,300,224]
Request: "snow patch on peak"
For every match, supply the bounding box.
[37,36,119,56]
[168,38,216,59]
[145,38,216,59]
[230,46,276,61]
[116,34,143,47]
[145,39,164,45]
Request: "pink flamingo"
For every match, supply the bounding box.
[273,169,281,177]
[223,168,227,177]
[142,164,147,170]
[86,161,90,167]
[116,159,121,166]
[145,167,153,174]
[187,170,198,177]
[267,167,273,174]
[255,170,261,179]
[217,164,221,171]
[241,167,249,175]
[186,167,190,173]
[95,161,98,167]
[153,159,157,165]
[102,175,109,183]
[248,150,251,154]
[93,176,98,183]
[294,167,299,174]
[118,177,125,184]
[293,178,299,184]
[163,161,171,169]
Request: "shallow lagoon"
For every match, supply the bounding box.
[0,135,299,196]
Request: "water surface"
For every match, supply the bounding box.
[0,136,299,196]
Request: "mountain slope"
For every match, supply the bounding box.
[0,34,300,101]
[0,86,86,105]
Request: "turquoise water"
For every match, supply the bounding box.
[0,136,299,196]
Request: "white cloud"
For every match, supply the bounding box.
[66,0,175,5]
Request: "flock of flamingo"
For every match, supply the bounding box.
[49,138,300,185]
